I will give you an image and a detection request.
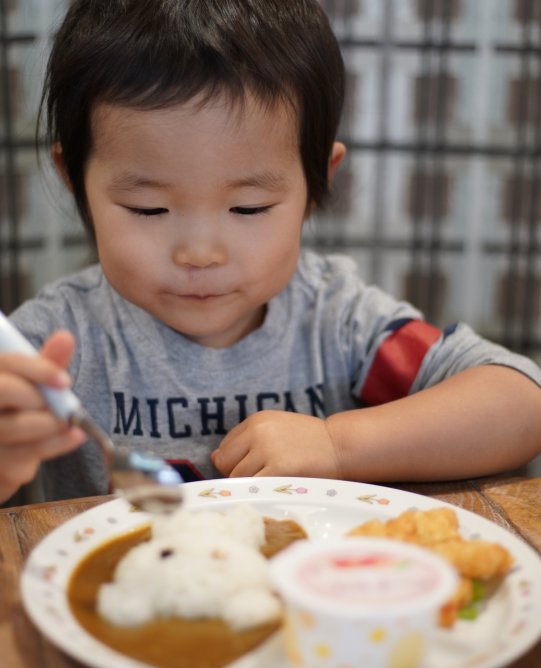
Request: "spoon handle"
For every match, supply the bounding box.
[0,311,82,420]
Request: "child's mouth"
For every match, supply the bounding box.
[182,293,224,301]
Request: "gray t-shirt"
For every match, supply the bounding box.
[7,250,541,504]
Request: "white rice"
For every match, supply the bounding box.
[152,503,266,549]
[97,504,281,630]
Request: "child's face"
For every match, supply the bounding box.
[83,94,309,347]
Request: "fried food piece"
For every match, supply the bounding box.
[347,507,460,546]
[386,507,460,546]
[348,507,514,628]
[431,539,513,580]
[346,518,388,539]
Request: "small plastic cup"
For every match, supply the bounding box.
[270,537,457,668]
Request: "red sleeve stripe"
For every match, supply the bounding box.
[360,319,442,406]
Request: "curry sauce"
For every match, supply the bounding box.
[68,517,306,668]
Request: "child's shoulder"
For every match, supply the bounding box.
[8,264,108,344]
[294,249,393,306]
[296,249,363,290]
[292,249,423,324]
[36,263,105,299]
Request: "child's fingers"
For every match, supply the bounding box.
[0,354,71,389]
[32,426,86,460]
[40,330,76,369]
[212,428,250,475]
[0,330,81,502]
[0,409,72,446]
[0,373,49,411]
[228,450,264,478]
[0,449,40,492]
[0,427,85,490]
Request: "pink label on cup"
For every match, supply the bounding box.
[297,550,442,607]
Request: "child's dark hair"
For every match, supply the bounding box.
[39,0,345,235]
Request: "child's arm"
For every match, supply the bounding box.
[0,331,85,503]
[212,365,541,481]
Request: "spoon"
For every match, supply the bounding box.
[0,311,184,514]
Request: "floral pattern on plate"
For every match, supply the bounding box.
[21,477,541,668]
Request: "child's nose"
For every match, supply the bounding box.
[172,237,227,269]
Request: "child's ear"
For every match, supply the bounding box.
[51,143,73,192]
[328,141,346,184]
[304,142,348,219]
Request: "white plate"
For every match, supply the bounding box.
[21,477,541,668]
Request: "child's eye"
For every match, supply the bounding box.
[127,207,168,217]
[230,205,273,216]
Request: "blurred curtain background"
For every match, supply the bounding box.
[1,0,541,365]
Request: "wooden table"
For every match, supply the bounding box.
[1,474,540,668]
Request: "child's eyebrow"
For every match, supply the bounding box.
[108,173,171,193]
[107,171,288,193]
[224,171,288,192]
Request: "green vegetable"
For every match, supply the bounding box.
[458,604,479,620]
[458,579,487,621]
[471,579,486,602]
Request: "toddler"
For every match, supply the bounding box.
[1,0,541,506]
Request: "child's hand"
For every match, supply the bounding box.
[211,410,343,479]
[0,330,86,502]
